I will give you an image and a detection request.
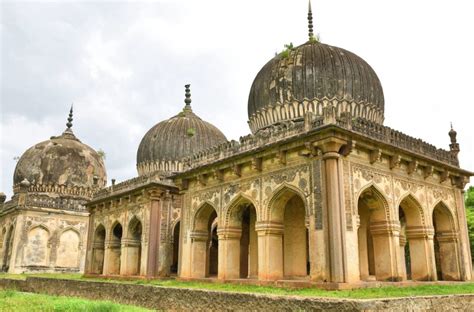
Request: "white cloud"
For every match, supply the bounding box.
[1,0,474,199]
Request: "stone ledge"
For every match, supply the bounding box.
[0,277,473,311]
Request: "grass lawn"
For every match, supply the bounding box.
[0,289,151,312]
[1,273,473,299]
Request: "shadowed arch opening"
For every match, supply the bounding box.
[224,195,258,279]
[108,222,123,275]
[268,187,309,279]
[399,194,435,281]
[125,217,142,276]
[432,202,461,280]
[357,186,393,281]
[1,225,14,272]
[91,225,106,274]
[191,203,218,278]
[171,221,180,274]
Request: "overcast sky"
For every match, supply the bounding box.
[1,0,474,199]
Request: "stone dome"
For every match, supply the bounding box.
[248,17,384,133]
[137,85,227,176]
[13,109,107,192]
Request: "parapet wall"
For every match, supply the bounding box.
[1,277,473,311]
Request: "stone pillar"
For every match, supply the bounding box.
[320,139,347,283]
[146,191,161,278]
[436,231,461,281]
[217,227,242,280]
[121,238,141,276]
[399,233,407,280]
[189,230,209,278]
[454,189,473,281]
[405,226,436,281]
[370,220,402,281]
[256,222,284,281]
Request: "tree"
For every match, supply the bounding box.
[465,186,474,263]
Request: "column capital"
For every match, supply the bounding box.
[189,230,208,242]
[370,220,401,236]
[405,226,435,239]
[217,227,242,240]
[255,221,284,235]
[316,137,349,155]
[435,231,459,243]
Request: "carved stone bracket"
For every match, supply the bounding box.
[252,157,263,172]
[369,149,382,164]
[197,174,207,187]
[233,164,242,178]
[390,155,401,169]
[407,160,418,175]
[450,175,469,189]
[339,140,354,157]
[423,165,434,179]
[213,169,224,182]
[439,170,449,183]
[278,150,287,165]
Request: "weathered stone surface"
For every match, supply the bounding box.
[0,278,473,312]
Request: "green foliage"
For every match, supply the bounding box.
[465,186,474,263]
[97,149,106,160]
[187,128,196,137]
[279,42,294,59]
[0,290,150,311]
[2,274,473,299]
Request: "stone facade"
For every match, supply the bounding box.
[1,3,473,289]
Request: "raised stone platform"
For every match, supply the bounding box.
[1,277,473,311]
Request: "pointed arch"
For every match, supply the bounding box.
[356,183,391,222]
[193,202,218,232]
[91,224,106,274]
[224,193,258,228]
[56,228,81,268]
[266,183,308,222]
[398,193,425,227]
[25,225,50,266]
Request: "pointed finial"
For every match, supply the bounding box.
[449,122,457,143]
[66,104,73,129]
[184,84,192,109]
[308,0,314,41]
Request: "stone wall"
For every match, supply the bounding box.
[0,277,473,311]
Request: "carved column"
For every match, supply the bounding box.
[370,220,402,281]
[319,138,347,283]
[436,231,461,280]
[189,230,209,278]
[399,233,407,280]
[217,227,242,280]
[405,226,436,281]
[454,189,473,281]
[146,191,161,278]
[256,221,284,281]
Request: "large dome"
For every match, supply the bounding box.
[247,10,384,133]
[13,110,107,192]
[137,85,227,176]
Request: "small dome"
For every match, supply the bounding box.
[137,85,227,175]
[247,6,384,133]
[13,108,107,192]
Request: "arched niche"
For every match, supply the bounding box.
[125,216,142,276]
[107,222,123,275]
[91,224,106,274]
[56,228,80,268]
[25,225,49,267]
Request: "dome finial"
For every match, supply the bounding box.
[308,0,314,41]
[66,104,73,130]
[184,84,192,111]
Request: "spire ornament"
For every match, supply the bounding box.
[184,84,192,111]
[308,0,314,41]
[66,104,73,130]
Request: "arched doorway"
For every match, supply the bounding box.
[108,222,123,275]
[264,187,309,280]
[357,186,397,281]
[91,225,106,274]
[190,203,218,278]
[125,217,142,276]
[171,221,180,274]
[1,225,14,272]
[432,203,461,280]
[221,197,258,279]
[399,195,435,281]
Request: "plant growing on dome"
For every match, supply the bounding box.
[279,42,294,59]
[97,149,106,160]
[187,127,196,137]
